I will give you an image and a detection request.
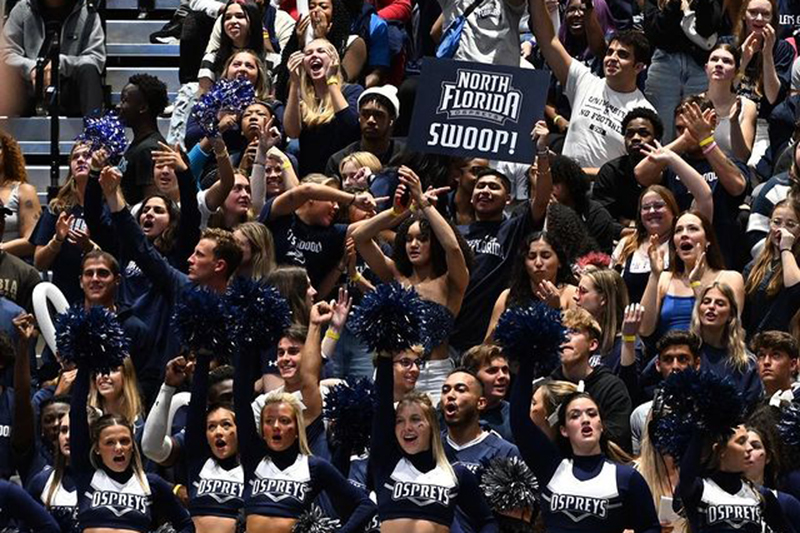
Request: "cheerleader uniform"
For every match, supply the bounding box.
[370,357,498,532]
[233,350,376,531]
[28,465,78,533]
[0,478,60,532]
[185,354,244,520]
[510,355,660,533]
[70,368,193,532]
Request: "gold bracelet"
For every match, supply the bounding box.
[325,329,340,341]
[622,335,636,343]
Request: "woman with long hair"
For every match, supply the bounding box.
[574,266,630,373]
[353,166,470,399]
[612,185,679,304]
[234,331,375,533]
[234,221,277,280]
[198,0,265,93]
[28,413,77,533]
[0,130,41,257]
[486,231,577,339]
[704,43,757,161]
[690,282,762,407]
[70,359,192,533]
[370,340,497,532]
[639,210,744,338]
[528,379,579,442]
[511,350,660,533]
[744,199,800,336]
[266,266,317,327]
[88,358,145,440]
[284,38,363,176]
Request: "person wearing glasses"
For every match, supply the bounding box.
[744,199,800,336]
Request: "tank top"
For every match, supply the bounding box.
[659,294,695,332]
[2,183,20,242]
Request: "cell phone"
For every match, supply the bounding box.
[70,217,87,233]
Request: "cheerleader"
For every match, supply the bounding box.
[71,362,193,533]
[233,338,376,533]
[509,347,660,532]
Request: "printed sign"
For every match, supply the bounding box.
[408,58,549,163]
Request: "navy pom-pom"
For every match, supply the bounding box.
[652,369,744,457]
[192,77,256,138]
[778,402,800,448]
[349,282,427,354]
[173,286,232,358]
[419,301,455,355]
[55,305,129,373]
[493,302,566,373]
[76,112,128,163]
[324,378,376,453]
[292,505,341,533]
[225,277,291,351]
[480,456,539,513]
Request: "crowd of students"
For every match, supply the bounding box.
[0,0,800,531]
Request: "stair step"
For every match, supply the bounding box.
[106,20,171,44]
[107,43,179,57]
[105,0,180,10]
[26,166,70,192]
[106,67,180,104]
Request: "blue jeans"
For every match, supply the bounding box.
[330,325,375,380]
[645,50,709,142]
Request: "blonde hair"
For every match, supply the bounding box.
[396,392,456,482]
[235,221,277,279]
[339,152,382,176]
[581,267,629,354]
[299,39,345,128]
[222,49,271,99]
[690,282,750,372]
[533,379,579,418]
[562,307,602,341]
[260,391,312,455]
[302,173,340,188]
[90,414,151,494]
[745,200,800,298]
[88,358,144,424]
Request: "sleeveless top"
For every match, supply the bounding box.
[618,242,669,305]
[696,477,762,532]
[2,183,20,242]
[659,294,695,332]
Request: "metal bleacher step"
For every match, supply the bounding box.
[107,67,180,104]
[27,166,70,194]
[106,20,179,57]
[1,117,171,156]
[105,0,180,10]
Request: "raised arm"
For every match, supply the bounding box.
[142,357,189,466]
[33,211,70,271]
[351,190,409,283]
[10,314,35,474]
[528,0,573,86]
[299,301,329,423]
[639,142,713,221]
[531,121,554,226]
[199,138,235,213]
[70,366,93,479]
[370,355,397,469]
[759,26,782,105]
[778,229,800,288]
[284,51,304,139]
[267,183,376,221]
[233,346,263,474]
[638,236,666,337]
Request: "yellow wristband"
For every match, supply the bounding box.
[326,77,340,86]
[699,134,715,147]
[622,335,636,343]
[351,271,362,283]
[282,159,291,169]
[173,484,183,496]
[554,115,563,125]
[691,281,702,288]
[325,329,340,341]
[392,206,404,216]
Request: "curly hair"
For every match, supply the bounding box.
[507,230,576,309]
[391,212,473,278]
[621,107,664,142]
[551,155,589,215]
[545,203,600,264]
[128,74,169,117]
[213,0,265,79]
[0,130,27,185]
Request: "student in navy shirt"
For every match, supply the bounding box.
[510,351,660,533]
[752,331,800,404]
[462,345,513,443]
[371,349,498,532]
[70,361,193,533]
[233,336,375,533]
[0,479,60,533]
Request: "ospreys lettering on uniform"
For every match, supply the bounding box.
[705,504,762,525]
[195,479,244,498]
[251,478,310,501]
[391,481,452,506]
[90,491,149,515]
[548,494,609,519]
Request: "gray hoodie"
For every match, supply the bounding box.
[2,0,105,79]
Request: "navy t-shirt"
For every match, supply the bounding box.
[778,0,800,39]
[30,205,86,303]
[663,157,749,270]
[259,197,348,290]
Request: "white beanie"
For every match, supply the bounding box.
[357,85,400,118]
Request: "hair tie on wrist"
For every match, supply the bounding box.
[325,329,340,341]
[701,141,718,155]
[622,335,636,343]
[691,281,702,288]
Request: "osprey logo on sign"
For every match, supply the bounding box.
[437,69,522,126]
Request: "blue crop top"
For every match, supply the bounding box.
[71,368,193,533]
[28,465,79,533]
[186,354,244,519]
[659,294,695,332]
[510,354,660,533]
[370,357,498,531]
[234,347,376,532]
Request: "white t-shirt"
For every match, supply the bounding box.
[562,61,654,169]
[439,0,526,67]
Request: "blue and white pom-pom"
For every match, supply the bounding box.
[192,77,256,138]
[493,301,566,373]
[225,277,291,351]
[55,305,129,373]
[76,112,128,163]
[480,456,539,513]
[173,286,232,359]
[652,369,744,457]
[349,282,427,354]
[292,505,341,533]
[324,378,376,453]
[778,402,800,448]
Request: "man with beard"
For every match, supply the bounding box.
[440,369,518,533]
[592,108,664,230]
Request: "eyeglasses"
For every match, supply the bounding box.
[641,201,667,213]
[394,358,423,369]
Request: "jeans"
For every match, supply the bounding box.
[330,325,375,381]
[645,49,709,142]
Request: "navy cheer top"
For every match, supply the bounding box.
[234,347,376,531]
[370,356,498,531]
[510,354,660,533]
